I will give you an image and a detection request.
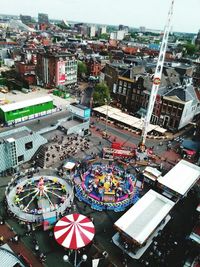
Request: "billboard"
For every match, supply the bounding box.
[68,104,91,119]
[84,108,91,118]
[57,61,66,85]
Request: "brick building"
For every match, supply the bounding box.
[86,58,102,77]
[15,62,36,85]
[36,52,77,88]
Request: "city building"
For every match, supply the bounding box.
[108,60,199,131]
[0,96,54,125]
[118,24,129,33]
[20,15,32,26]
[112,189,175,259]
[38,13,49,31]
[88,25,96,38]
[36,51,78,88]
[67,102,91,121]
[0,126,47,174]
[99,25,107,35]
[59,103,91,136]
[139,26,146,32]
[15,62,36,85]
[157,160,200,201]
[195,30,200,49]
[38,13,49,24]
[86,58,102,77]
[160,79,199,130]
[110,30,126,41]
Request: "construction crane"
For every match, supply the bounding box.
[140,0,175,148]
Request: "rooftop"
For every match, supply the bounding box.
[71,102,89,110]
[0,126,30,139]
[157,160,200,196]
[59,119,80,130]
[0,96,53,112]
[0,129,30,142]
[114,190,174,245]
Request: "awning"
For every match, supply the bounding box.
[63,162,76,170]
[93,105,166,134]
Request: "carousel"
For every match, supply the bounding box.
[5,175,74,224]
[75,163,140,212]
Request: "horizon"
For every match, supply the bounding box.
[0,13,197,35]
[0,0,200,34]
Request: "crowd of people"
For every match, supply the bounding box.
[44,134,91,167]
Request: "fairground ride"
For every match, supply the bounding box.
[139,0,175,150]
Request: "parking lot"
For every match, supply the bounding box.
[0,87,76,110]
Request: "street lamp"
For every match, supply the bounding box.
[104,98,111,137]
[63,254,87,267]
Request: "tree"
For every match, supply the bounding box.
[183,43,197,56]
[93,82,110,106]
[99,33,109,40]
[78,61,87,77]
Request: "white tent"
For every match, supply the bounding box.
[157,160,200,196]
[63,162,76,170]
[114,189,174,245]
[93,105,166,134]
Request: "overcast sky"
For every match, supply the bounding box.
[1,0,199,33]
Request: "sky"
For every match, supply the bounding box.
[0,0,200,33]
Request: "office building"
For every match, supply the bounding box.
[37,51,78,88]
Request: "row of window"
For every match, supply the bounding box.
[6,103,50,115]
[162,103,183,116]
[119,80,132,89]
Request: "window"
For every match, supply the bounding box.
[25,141,33,150]
[18,155,24,162]
[122,87,127,95]
[118,86,122,94]
[177,109,182,116]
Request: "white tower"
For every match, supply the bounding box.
[141,0,175,145]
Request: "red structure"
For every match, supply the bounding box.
[15,62,36,85]
[86,59,102,77]
[102,147,135,160]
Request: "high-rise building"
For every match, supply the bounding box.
[139,26,146,32]
[36,52,77,88]
[110,30,125,40]
[195,30,200,48]
[88,25,96,38]
[118,24,129,33]
[99,25,107,35]
[38,13,49,24]
[20,15,32,25]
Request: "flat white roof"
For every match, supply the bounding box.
[143,167,162,181]
[114,189,174,245]
[93,105,166,133]
[157,160,200,195]
[63,161,76,170]
[0,96,53,112]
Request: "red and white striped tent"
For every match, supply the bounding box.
[54,213,95,250]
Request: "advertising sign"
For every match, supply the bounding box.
[68,104,91,119]
[57,61,66,85]
[84,108,91,118]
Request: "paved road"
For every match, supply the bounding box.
[92,119,171,155]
